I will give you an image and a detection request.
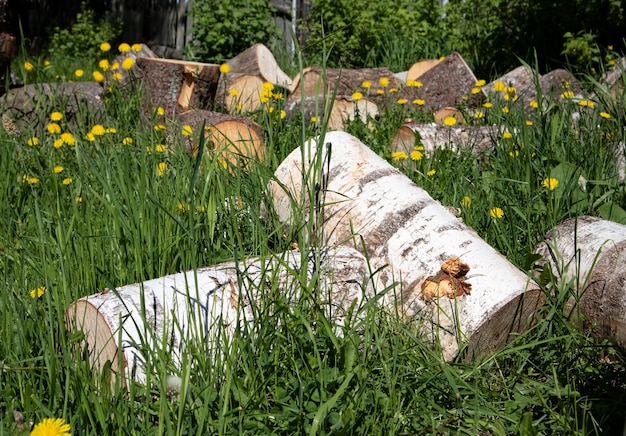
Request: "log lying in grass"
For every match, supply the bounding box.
[534,216,626,350]
[597,57,626,97]
[65,246,374,387]
[218,43,292,112]
[267,131,542,360]
[405,58,441,83]
[390,121,495,159]
[178,110,265,165]
[137,58,221,118]
[283,95,379,131]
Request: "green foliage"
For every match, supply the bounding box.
[46,3,121,62]
[188,0,281,62]
[562,31,601,67]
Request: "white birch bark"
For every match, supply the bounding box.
[534,216,626,349]
[267,131,542,360]
[65,246,373,387]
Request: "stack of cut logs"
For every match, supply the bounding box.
[49,42,626,389]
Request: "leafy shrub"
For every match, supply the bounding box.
[47,2,121,62]
[188,0,281,62]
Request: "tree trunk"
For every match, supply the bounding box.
[178,110,265,165]
[266,131,543,360]
[283,95,378,131]
[390,121,496,160]
[137,57,221,118]
[217,43,292,112]
[65,247,373,387]
[534,216,626,350]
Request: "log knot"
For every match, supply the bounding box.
[421,256,472,301]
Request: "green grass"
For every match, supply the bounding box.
[1,47,626,435]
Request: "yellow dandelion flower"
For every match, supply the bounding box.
[181,125,193,136]
[156,106,165,116]
[91,124,106,136]
[560,91,574,99]
[503,93,511,101]
[262,82,274,91]
[53,138,64,148]
[85,132,95,141]
[280,110,286,119]
[474,111,484,119]
[220,63,231,74]
[503,131,512,139]
[99,59,110,70]
[493,81,506,92]
[27,137,39,146]
[412,80,423,87]
[27,176,39,184]
[76,196,83,203]
[268,106,275,114]
[229,89,240,97]
[443,116,457,126]
[427,169,436,176]
[502,106,510,113]
[118,43,131,53]
[600,112,611,119]
[29,286,46,298]
[92,71,104,82]
[122,137,133,145]
[310,116,319,123]
[410,149,423,161]
[509,150,519,157]
[471,87,481,94]
[43,60,50,66]
[157,162,167,176]
[131,43,142,52]
[51,112,63,121]
[413,99,425,106]
[154,124,166,132]
[397,98,407,105]
[376,89,385,95]
[461,196,471,207]
[361,81,371,88]
[61,132,75,145]
[542,177,559,190]
[60,177,72,185]
[379,77,390,87]
[100,42,111,52]
[489,207,504,219]
[112,72,122,80]
[389,87,398,93]
[155,144,166,153]
[530,99,539,109]
[47,123,61,134]
[74,69,84,78]
[53,165,64,173]
[482,102,493,108]
[24,61,34,71]
[578,99,595,108]
[111,61,119,70]
[236,103,243,110]
[272,92,284,100]
[475,79,486,87]
[525,120,533,126]
[30,417,71,436]
[392,151,408,160]
[352,91,363,100]
[106,127,117,134]
[122,58,135,70]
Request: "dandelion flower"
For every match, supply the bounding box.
[525,120,533,126]
[154,124,166,132]
[482,102,493,108]
[397,98,407,105]
[361,81,371,88]
[122,58,135,70]
[181,125,193,136]
[76,196,83,203]
[389,87,398,93]
[85,132,95,141]
[27,137,38,146]
[489,207,504,219]
[352,91,363,100]
[112,72,122,81]
[157,162,167,176]
[53,165,64,174]
[262,82,274,91]
[310,116,319,123]
[74,69,84,78]
[106,127,117,134]
[392,151,408,160]
[53,139,64,149]
[413,99,425,106]
[131,43,142,52]
[542,177,559,190]
[118,43,131,53]
[474,111,484,119]
[379,77,389,87]
[26,176,39,184]
[376,89,385,95]
[51,112,63,121]
[61,132,75,145]
[47,123,61,134]
[91,124,106,136]
[111,61,119,70]
[530,99,539,109]
[99,59,110,70]
[560,91,574,99]
[502,106,510,113]
[471,87,481,94]
[30,417,71,436]
[578,99,595,108]
[461,196,471,207]
[280,110,286,119]
[100,42,111,52]
[410,149,423,161]
[503,131,512,139]
[30,286,46,298]
[24,61,34,71]
[427,169,436,176]
[443,116,457,126]
[229,89,240,97]
[600,112,611,119]
[63,178,72,185]
[122,137,133,145]
[92,71,104,82]
[272,92,284,100]
[155,144,166,153]
[156,106,165,116]
[475,79,486,87]
[493,81,506,92]
[220,63,230,74]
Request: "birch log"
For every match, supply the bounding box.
[284,95,379,131]
[65,246,374,387]
[267,131,542,360]
[534,216,626,350]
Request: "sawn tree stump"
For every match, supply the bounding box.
[267,131,543,360]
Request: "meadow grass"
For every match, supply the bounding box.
[1,48,625,435]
